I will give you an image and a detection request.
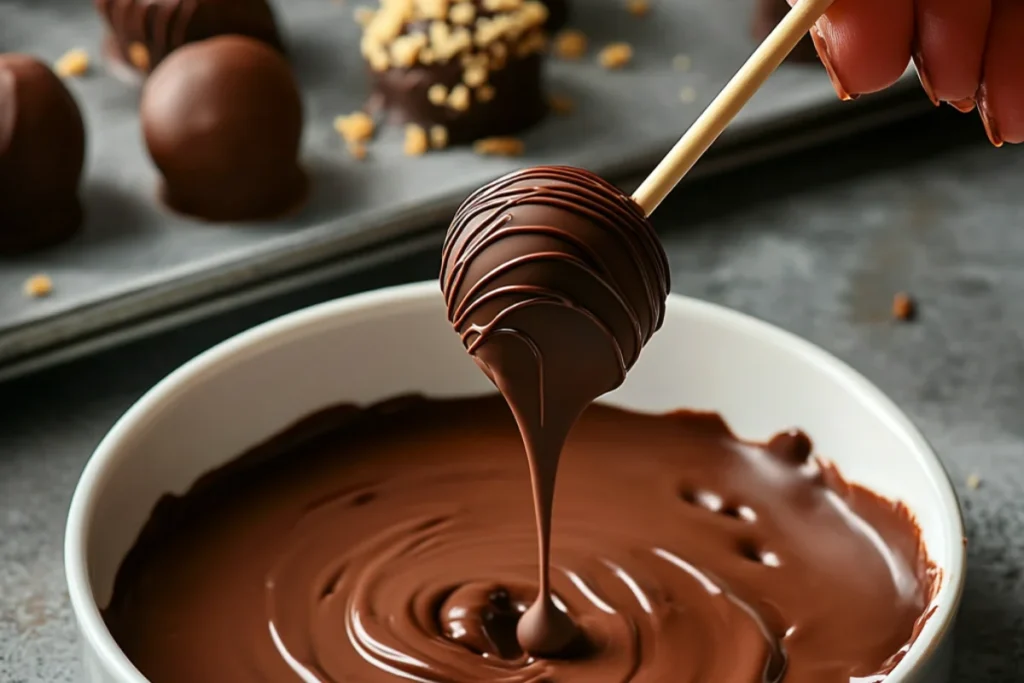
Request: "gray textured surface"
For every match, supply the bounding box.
[2,109,1023,682]
[0,0,920,365]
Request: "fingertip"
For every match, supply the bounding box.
[978,0,1024,145]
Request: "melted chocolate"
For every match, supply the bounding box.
[104,395,935,682]
[0,54,85,254]
[441,165,670,654]
[95,0,284,78]
[140,35,307,222]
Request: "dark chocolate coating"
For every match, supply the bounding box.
[95,0,284,77]
[541,0,569,31]
[0,54,85,255]
[441,165,670,655]
[141,35,307,222]
[753,0,818,63]
[371,53,546,145]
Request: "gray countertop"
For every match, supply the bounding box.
[2,107,1022,682]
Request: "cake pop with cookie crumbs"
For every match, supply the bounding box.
[362,0,550,145]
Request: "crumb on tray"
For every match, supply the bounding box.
[55,49,89,78]
[473,136,524,157]
[598,43,633,70]
[23,274,54,298]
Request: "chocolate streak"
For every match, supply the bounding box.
[441,166,670,655]
[95,0,284,78]
[103,396,935,682]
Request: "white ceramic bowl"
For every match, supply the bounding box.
[65,280,966,683]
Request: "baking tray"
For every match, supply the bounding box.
[0,0,926,377]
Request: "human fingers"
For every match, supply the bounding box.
[790,0,915,99]
[977,0,1024,145]
[912,0,991,111]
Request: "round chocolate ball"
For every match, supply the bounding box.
[95,0,284,77]
[141,36,307,222]
[362,0,549,145]
[440,165,670,407]
[0,54,86,255]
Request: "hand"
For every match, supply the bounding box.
[792,0,1024,146]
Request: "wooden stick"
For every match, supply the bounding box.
[632,0,835,216]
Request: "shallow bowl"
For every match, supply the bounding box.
[65,280,966,682]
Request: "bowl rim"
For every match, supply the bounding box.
[64,280,967,683]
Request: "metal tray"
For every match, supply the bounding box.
[0,0,925,376]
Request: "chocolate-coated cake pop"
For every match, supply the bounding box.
[441,165,670,656]
[0,54,86,255]
[95,0,284,78]
[141,35,307,222]
[753,0,818,63]
[362,0,550,145]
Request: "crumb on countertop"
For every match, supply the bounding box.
[23,274,54,298]
[347,141,367,160]
[128,42,150,71]
[679,85,697,103]
[598,43,633,70]
[672,53,692,72]
[626,0,650,17]
[549,94,574,115]
[966,473,981,490]
[334,111,376,144]
[554,30,588,61]
[892,292,916,321]
[430,125,449,150]
[404,124,429,156]
[473,136,524,157]
[55,49,89,78]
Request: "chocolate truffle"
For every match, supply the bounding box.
[95,0,284,77]
[362,0,550,145]
[141,35,307,222]
[0,54,86,254]
[753,0,818,63]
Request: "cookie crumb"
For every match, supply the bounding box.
[672,53,691,72]
[347,141,368,160]
[55,49,90,78]
[473,136,524,157]
[554,29,588,61]
[354,6,375,26]
[549,94,574,115]
[128,42,151,71]
[598,42,633,70]
[966,473,981,490]
[334,112,376,144]
[448,84,471,111]
[23,274,53,298]
[404,124,430,156]
[430,125,449,149]
[679,85,697,103]
[626,0,650,17]
[892,292,916,321]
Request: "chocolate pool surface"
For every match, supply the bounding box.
[104,395,934,683]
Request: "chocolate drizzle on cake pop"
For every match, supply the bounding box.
[95,0,284,78]
[441,165,670,656]
[362,0,550,144]
[0,54,86,254]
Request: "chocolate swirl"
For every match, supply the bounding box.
[441,165,669,656]
[104,396,935,683]
[95,0,283,75]
[0,54,85,254]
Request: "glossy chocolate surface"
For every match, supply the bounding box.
[442,165,670,654]
[95,0,284,77]
[140,35,307,222]
[0,54,85,254]
[104,395,935,682]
